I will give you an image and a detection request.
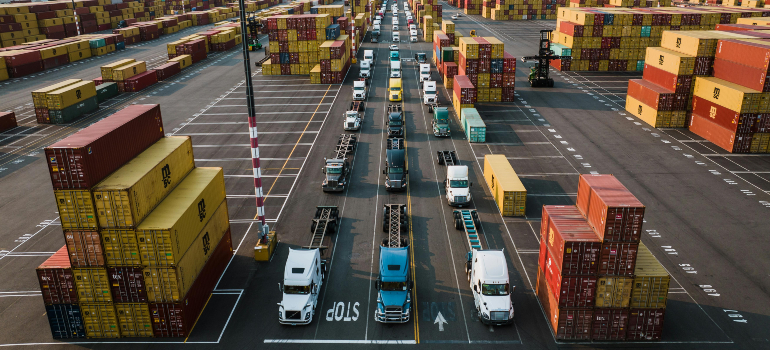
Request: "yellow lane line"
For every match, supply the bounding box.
[184,294,214,343]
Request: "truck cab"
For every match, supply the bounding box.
[389,50,400,62]
[359,60,371,78]
[414,52,427,64]
[423,80,437,105]
[278,248,324,325]
[387,104,404,137]
[410,30,417,42]
[384,140,407,192]
[445,165,471,206]
[466,250,514,326]
[353,80,367,100]
[375,245,412,323]
[344,102,363,131]
[389,77,402,101]
[432,107,450,137]
[419,64,431,82]
[364,50,375,66]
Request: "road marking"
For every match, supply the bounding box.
[194,143,314,147]
[263,340,417,344]
[178,131,319,135]
[210,103,333,107]
[195,158,306,161]
[199,111,329,115]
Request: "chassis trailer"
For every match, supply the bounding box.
[322,134,357,192]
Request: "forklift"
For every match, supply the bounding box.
[469,30,477,37]
[521,30,568,88]
[246,12,263,51]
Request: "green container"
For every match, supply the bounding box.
[96,82,119,102]
[49,96,99,124]
[442,47,454,62]
[551,43,571,57]
[89,38,106,48]
[636,60,645,71]
[460,108,486,143]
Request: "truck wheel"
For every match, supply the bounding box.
[428,105,434,113]
[437,152,444,165]
[471,211,481,229]
[455,217,463,230]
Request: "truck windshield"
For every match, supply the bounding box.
[284,285,310,294]
[390,87,400,91]
[389,121,402,126]
[381,281,407,291]
[354,86,364,90]
[450,180,468,188]
[327,167,342,174]
[388,167,404,174]
[482,283,509,296]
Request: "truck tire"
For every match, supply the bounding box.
[437,152,444,165]
[428,105,434,113]
[471,211,481,229]
[455,217,463,230]
[382,208,389,233]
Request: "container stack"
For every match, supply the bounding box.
[30,79,99,124]
[536,174,670,341]
[38,104,234,339]
[457,37,515,103]
[262,14,333,76]
[482,0,562,20]
[551,6,770,72]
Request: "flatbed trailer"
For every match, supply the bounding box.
[453,209,482,250]
[436,150,458,166]
[306,206,340,267]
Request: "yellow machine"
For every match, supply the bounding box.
[470,30,477,37]
[254,232,277,261]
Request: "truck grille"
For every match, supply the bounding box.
[490,311,508,321]
[347,122,355,128]
[454,196,467,203]
[392,94,398,99]
[385,306,402,314]
[286,311,302,320]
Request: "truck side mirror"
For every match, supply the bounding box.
[322,168,326,173]
[382,169,387,175]
[470,182,473,187]
[278,283,282,292]
[375,280,381,290]
[443,179,447,186]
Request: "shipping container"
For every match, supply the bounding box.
[65,230,105,267]
[693,76,765,114]
[689,112,753,154]
[55,190,97,230]
[95,82,119,102]
[100,58,135,80]
[72,267,112,303]
[46,304,85,339]
[460,108,486,142]
[143,201,229,302]
[93,136,195,229]
[592,308,629,341]
[631,242,670,309]
[46,80,97,110]
[115,303,154,337]
[49,96,99,124]
[150,230,232,337]
[108,267,147,303]
[101,229,141,266]
[112,61,147,81]
[80,303,120,338]
[136,168,226,267]
[716,39,770,73]
[595,276,633,308]
[541,237,597,308]
[627,308,665,341]
[483,154,526,216]
[36,246,78,305]
[536,268,593,340]
[0,111,17,133]
[45,104,165,190]
[31,79,81,107]
[155,61,181,81]
[541,205,601,276]
[576,174,645,242]
[599,242,639,276]
[625,95,688,129]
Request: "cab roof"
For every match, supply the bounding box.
[284,249,318,285]
[380,246,408,282]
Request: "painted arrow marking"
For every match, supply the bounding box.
[434,311,447,331]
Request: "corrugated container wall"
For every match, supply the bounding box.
[576,174,645,242]
[631,242,670,309]
[483,154,526,216]
[36,246,78,305]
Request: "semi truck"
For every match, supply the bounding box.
[437,151,472,206]
[419,63,430,82]
[353,79,367,100]
[278,206,339,325]
[432,107,449,137]
[384,138,407,191]
[375,203,412,323]
[322,134,357,192]
[423,80,437,105]
[344,101,364,131]
[387,104,404,137]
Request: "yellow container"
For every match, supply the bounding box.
[92,137,194,229]
[115,303,154,337]
[0,69,8,81]
[645,46,694,76]
[113,61,147,81]
[55,190,97,229]
[66,40,90,53]
[631,241,670,308]
[39,44,69,60]
[660,30,753,57]
[69,48,92,62]
[31,79,81,108]
[483,154,527,216]
[46,81,97,110]
[167,39,187,55]
[135,167,226,267]
[625,95,687,128]
[91,46,108,56]
[12,13,36,22]
[81,303,120,338]
[459,37,479,59]
[595,276,633,307]
[143,200,230,301]
[486,37,504,59]
[694,76,766,113]
[101,229,141,266]
[169,54,192,69]
[38,18,63,27]
[100,59,136,80]
[310,64,321,83]
[72,267,112,303]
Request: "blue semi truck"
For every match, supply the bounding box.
[374,204,412,323]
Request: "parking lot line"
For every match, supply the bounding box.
[263,339,418,344]
[199,112,328,115]
[210,103,333,107]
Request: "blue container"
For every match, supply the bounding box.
[46,304,85,339]
[287,8,294,14]
[604,14,614,25]
[310,6,319,14]
[116,41,125,50]
[490,59,503,74]
[89,38,106,48]
[641,26,651,37]
[280,52,290,64]
[326,24,340,40]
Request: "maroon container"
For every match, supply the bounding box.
[28,4,51,12]
[576,174,645,242]
[42,54,69,70]
[540,240,597,308]
[44,104,164,190]
[93,77,104,86]
[155,62,181,81]
[627,79,676,111]
[592,308,629,340]
[150,231,233,337]
[2,50,41,68]
[8,60,43,78]
[108,267,147,303]
[190,49,207,62]
[36,108,50,124]
[97,23,111,31]
[36,246,78,305]
[627,308,665,341]
[541,205,601,276]
[64,230,104,267]
[124,70,158,92]
[599,242,638,276]
[536,269,593,340]
[0,111,17,132]
[35,11,57,20]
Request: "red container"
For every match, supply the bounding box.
[155,62,181,81]
[36,11,57,20]
[0,111,17,132]
[2,50,41,68]
[64,230,104,267]
[689,112,752,153]
[453,75,476,104]
[108,267,147,303]
[44,104,164,190]
[502,87,515,102]
[8,60,43,78]
[627,308,665,341]
[540,240,597,308]
[541,205,601,276]
[576,174,645,242]
[36,246,78,305]
[717,39,770,72]
[627,79,676,111]
[444,62,458,78]
[592,308,629,340]
[42,54,69,70]
[599,242,638,276]
[642,64,692,94]
[190,49,207,62]
[713,58,770,92]
[691,96,757,134]
[93,77,104,86]
[150,230,233,337]
[36,108,50,124]
[536,269,593,340]
[124,70,158,92]
[715,23,763,31]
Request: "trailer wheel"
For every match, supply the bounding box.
[437,152,444,165]
[428,105,434,113]
[471,211,481,229]
[455,217,463,230]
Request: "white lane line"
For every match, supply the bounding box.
[220,96,332,99]
[198,112,329,115]
[186,121,322,124]
[474,156,565,159]
[225,174,297,178]
[193,143,314,147]
[264,340,417,344]
[0,217,59,262]
[226,194,288,198]
[195,158,306,161]
[178,131,319,135]
[210,103,333,107]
